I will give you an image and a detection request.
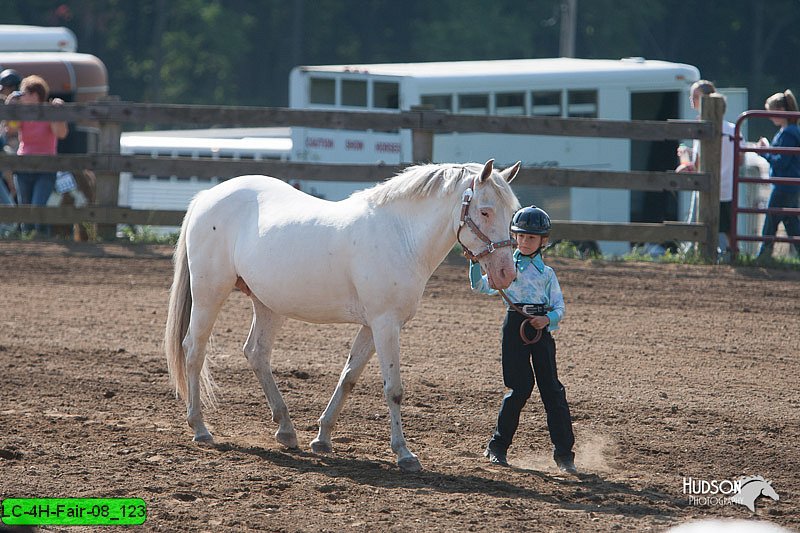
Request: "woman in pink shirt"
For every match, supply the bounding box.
[6,75,68,233]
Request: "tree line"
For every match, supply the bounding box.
[5,0,799,121]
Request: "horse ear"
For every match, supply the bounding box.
[500,161,521,183]
[478,159,495,183]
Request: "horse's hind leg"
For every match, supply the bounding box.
[184,286,230,443]
[243,297,297,448]
[311,325,375,453]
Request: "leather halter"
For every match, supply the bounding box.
[456,172,542,344]
[456,177,515,261]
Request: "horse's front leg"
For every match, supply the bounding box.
[311,326,375,453]
[371,318,421,472]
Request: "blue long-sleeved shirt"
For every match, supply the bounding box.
[470,250,565,331]
[764,124,800,193]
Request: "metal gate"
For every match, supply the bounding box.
[731,110,800,258]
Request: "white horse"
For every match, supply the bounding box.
[165,159,521,472]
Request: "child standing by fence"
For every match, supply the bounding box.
[469,205,576,474]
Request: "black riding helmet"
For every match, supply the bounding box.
[510,205,551,235]
[0,68,21,90]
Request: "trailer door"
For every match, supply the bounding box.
[630,91,680,227]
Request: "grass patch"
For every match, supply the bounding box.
[120,225,179,245]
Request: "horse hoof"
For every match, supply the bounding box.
[310,439,332,454]
[276,431,299,449]
[398,456,422,473]
[193,433,214,444]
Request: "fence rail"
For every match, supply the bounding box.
[0,153,712,190]
[0,97,725,258]
[0,102,711,140]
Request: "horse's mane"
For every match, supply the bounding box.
[739,475,768,485]
[352,163,517,209]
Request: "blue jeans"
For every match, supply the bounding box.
[0,175,13,205]
[14,171,56,234]
[0,174,14,235]
[758,188,800,257]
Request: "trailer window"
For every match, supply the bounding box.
[458,93,489,115]
[342,79,367,107]
[567,90,598,118]
[495,92,525,115]
[531,91,561,116]
[309,77,335,105]
[420,94,452,112]
[373,82,399,109]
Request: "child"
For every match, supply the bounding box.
[469,205,576,474]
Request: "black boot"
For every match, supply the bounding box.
[555,453,577,474]
[484,446,509,467]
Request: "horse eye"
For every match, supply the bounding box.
[480,210,489,218]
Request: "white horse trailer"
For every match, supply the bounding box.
[289,57,714,254]
[118,128,292,233]
[0,25,77,52]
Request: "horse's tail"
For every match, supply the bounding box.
[165,199,216,407]
[165,207,192,404]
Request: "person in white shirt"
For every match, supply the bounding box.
[690,80,736,252]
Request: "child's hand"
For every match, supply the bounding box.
[529,316,550,330]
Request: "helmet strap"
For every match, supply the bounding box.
[518,246,541,258]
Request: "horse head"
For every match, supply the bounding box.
[731,476,779,513]
[460,159,521,289]
[760,480,780,502]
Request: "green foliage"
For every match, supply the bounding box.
[733,253,800,270]
[159,1,256,104]
[120,225,179,245]
[451,241,800,270]
[545,240,584,259]
[6,1,798,111]
[618,246,708,265]
[410,0,559,60]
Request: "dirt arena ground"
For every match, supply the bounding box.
[0,240,798,532]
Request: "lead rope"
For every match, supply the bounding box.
[497,288,543,345]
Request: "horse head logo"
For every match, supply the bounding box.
[730,476,779,513]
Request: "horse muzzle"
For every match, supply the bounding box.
[484,258,515,290]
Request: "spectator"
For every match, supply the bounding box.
[5,75,68,235]
[675,143,696,173]
[0,68,21,97]
[0,68,22,208]
[756,89,800,259]
[689,80,736,254]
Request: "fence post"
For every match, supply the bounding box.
[94,96,122,241]
[698,94,725,262]
[411,105,434,163]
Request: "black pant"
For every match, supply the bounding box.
[488,311,575,459]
